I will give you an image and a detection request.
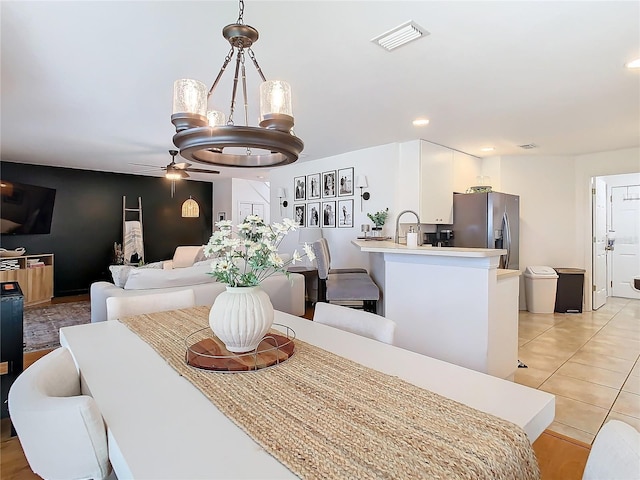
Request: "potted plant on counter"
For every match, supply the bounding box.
[367,208,389,237]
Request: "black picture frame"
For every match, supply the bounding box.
[307,173,321,200]
[294,204,305,226]
[338,167,354,196]
[294,176,306,201]
[337,199,354,228]
[322,170,336,198]
[322,201,336,228]
[307,202,320,227]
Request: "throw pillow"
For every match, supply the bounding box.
[109,265,134,288]
[109,261,165,287]
[123,264,215,290]
[172,246,206,268]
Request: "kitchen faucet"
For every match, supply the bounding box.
[394,210,422,245]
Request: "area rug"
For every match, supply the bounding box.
[23,301,91,352]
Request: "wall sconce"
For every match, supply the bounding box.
[181,196,200,218]
[277,187,288,214]
[355,176,370,211]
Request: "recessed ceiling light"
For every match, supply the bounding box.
[626,58,640,69]
[372,21,429,52]
[480,147,495,152]
[412,118,430,127]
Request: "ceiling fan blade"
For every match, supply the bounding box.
[185,167,221,174]
[174,162,191,169]
[129,162,160,168]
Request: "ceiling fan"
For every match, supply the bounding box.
[131,150,220,197]
[164,150,220,179]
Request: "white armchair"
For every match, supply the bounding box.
[313,302,396,345]
[106,288,196,320]
[8,347,111,480]
[582,420,640,479]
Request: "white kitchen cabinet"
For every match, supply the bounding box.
[398,140,481,225]
[419,141,454,224]
[453,150,482,194]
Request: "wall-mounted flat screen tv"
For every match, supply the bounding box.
[0,180,56,235]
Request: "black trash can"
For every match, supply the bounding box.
[553,268,585,313]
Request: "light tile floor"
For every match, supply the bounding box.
[515,297,640,445]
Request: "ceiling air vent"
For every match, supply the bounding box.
[371,21,429,52]
[518,143,538,150]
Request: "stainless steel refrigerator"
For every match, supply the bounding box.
[452,192,519,269]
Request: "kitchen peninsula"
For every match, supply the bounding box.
[352,240,520,380]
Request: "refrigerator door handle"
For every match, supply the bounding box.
[503,212,511,269]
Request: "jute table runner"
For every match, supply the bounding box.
[120,307,539,480]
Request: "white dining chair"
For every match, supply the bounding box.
[312,302,396,344]
[8,347,111,480]
[582,419,640,480]
[106,288,196,320]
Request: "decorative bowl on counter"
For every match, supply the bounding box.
[0,247,26,258]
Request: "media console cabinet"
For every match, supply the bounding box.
[0,254,54,306]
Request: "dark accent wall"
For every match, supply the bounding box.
[0,162,213,297]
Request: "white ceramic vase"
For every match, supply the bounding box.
[209,286,274,353]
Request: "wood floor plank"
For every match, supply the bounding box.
[533,430,591,480]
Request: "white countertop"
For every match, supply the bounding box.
[497,269,521,279]
[352,239,507,258]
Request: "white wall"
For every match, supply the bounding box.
[576,147,640,309]
[231,178,270,225]
[269,143,400,269]
[497,147,640,310]
[213,178,232,228]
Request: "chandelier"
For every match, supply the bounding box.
[171,0,304,168]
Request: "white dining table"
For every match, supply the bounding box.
[60,310,555,480]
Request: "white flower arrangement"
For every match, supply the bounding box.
[204,215,316,287]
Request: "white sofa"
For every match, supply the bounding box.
[90,247,305,322]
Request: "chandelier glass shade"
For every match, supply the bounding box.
[171,1,304,168]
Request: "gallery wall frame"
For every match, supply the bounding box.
[294,204,305,226]
[322,170,336,198]
[307,173,321,200]
[322,200,336,228]
[338,167,354,197]
[337,199,354,228]
[294,176,306,201]
[307,202,320,227]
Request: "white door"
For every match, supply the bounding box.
[611,185,640,299]
[238,202,253,222]
[592,178,607,309]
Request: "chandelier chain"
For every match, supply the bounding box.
[208,46,235,98]
[237,0,245,24]
[228,48,244,126]
[247,48,267,82]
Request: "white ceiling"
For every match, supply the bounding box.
[2,1,639,182]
